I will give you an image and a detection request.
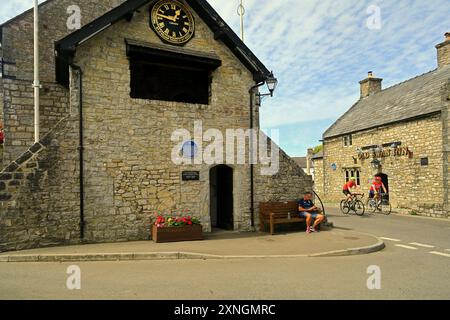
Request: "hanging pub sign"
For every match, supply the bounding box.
[358,146,413,160]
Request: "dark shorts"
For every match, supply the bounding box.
[343,190,351,196]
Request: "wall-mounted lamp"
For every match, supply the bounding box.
[371,159,381,169]
[255,71,278,106]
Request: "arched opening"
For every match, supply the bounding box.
[209,165,234,230]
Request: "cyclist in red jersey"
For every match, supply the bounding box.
[369,176,387,199]
[342,177,358,202]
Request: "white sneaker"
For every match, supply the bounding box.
[310,227,318,233]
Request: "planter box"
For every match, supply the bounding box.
[151,224,203,243]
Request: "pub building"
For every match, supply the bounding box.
[0,0,312,252]
[313,33,450,218]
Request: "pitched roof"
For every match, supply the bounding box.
[54,0,271,86]
[311,150,323,160]
[323,64,450,139]
[292,157,308,168]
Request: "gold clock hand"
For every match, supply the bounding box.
[174,9,181,20]
[157,13,177,21]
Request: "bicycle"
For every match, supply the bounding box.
[340,193,365,216]
[367,192,392,215]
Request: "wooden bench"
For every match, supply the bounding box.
[259,201,306,235]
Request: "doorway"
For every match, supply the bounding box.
[210,165,234,230]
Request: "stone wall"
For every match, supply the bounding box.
[0,0,128,167]
[69,4,258,240]
[0,77,3,167]
[0,116,80,252]
[312,157,324,196]
[443,83,450,215]
[1,0,125,83]
[65,3,313,241]
[437,40,450,69]
[320,114,447,217]
[0,0,313,251]
[1,79,71,166]
[255,138,313,204]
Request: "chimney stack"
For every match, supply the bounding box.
[359,71,383,99]
[436,32,450,68]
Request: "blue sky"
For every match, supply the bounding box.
[2,0,450,156]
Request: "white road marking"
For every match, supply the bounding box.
[409,242,435,248]
[395,244,418,250]
[446,249,450,252]
[380,237,402,242]
[429,251,450,258]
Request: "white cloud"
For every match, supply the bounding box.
[208,0,450,128]
[2,0,449,132]
[0,0,46,24]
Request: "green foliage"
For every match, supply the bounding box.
[312,144,323,154]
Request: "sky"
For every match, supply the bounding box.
[1,0,450,156]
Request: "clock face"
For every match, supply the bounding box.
[150,0,195,45]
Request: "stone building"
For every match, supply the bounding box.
[313,34,450,218]
[0,0,312,252]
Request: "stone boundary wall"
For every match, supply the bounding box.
[255,133,313,208]
[0,116,80,252]
[1,78,70,167]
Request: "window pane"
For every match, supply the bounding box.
[130,60,210,104]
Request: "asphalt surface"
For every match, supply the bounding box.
[0,209,448,300]
[327,207,450,250]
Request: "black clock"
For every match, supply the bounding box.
[150,0,195,46]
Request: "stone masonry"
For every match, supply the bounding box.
[0,116,80,252]
[0,0,313,252]
[316,115,446,217]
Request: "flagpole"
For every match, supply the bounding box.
[33,0,40,143]
[238,0,245,42]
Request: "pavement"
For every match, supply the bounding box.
[1,211,449,299]
[0,226,384,262]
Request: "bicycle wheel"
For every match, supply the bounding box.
[380,201,392,215]
[367,199,377,213]
[354,200,365,216]
[340,200,350,214]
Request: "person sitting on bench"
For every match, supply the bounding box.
[298,192,325,234]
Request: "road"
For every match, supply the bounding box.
[0,210,449,300]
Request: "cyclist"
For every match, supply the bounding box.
[342,177,358,202]
[369,176,387,200]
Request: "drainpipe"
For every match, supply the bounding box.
[33,0,40,143]
[70,64,85,240]
[249,81,265,229]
